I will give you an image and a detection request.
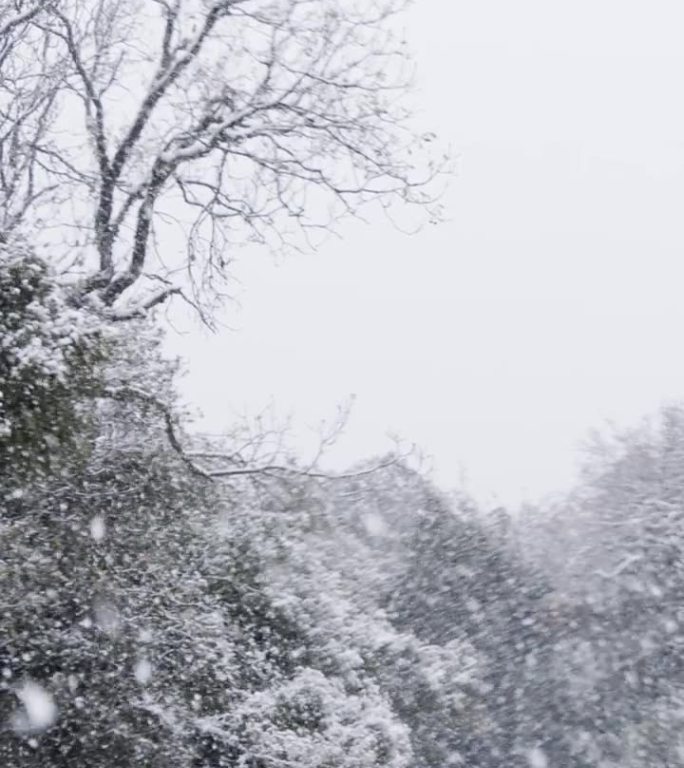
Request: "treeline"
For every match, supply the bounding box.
[0,241,542,767]
[4,243,684,767]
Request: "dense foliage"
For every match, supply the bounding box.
[3,233,684,767]
[0,243,104,479]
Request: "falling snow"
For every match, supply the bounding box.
[527,747,548,768]
[134,659,153,685]
[13,682,57,733]
[2,3,684,767]
[90,515,106,542]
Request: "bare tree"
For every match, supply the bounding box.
[0,0,443,322]
[0,1,63,241]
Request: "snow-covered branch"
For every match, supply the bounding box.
[0,0,443,320]
[101,385,404,487]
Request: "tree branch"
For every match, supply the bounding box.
[0,3,45,41]
[109,286,182,321]
[101,386,402,486]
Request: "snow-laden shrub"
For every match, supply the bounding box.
[196,667,413,768]
[0,241,104,478]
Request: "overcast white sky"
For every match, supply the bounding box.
[168,0,684,507]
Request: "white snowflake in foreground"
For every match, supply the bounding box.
[13,681,57,733]
[94,600,120,634]
[90,515,106,542]
[134,659,153,685]
[362,512,388,537]
[527,746,548,768]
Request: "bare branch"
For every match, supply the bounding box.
[102,385,403,486]
[101,385,211,479]
[203,454,402,482]
[2,0,442,320]
[0,3,45,41]
[49,10,110,180]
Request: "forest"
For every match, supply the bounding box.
[2,2,684,767]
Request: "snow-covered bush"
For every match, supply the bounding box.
[0,240,104,478]
[222,669,412,768]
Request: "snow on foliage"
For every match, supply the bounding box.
[0,242,102,380]
[0,240,106,476]
[6,198,684,766]
[198,668,412,768]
